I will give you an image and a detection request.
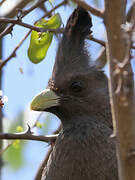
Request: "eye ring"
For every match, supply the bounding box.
[70,81,84,93]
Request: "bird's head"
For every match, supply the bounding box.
[31,7,110,124]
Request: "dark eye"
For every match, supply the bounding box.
[70,81,83,93]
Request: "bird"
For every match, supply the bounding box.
[31,7,118,180]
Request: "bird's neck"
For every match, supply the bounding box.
[61,115,97,133]
[61,112,112,131]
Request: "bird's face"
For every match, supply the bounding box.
[30,68,108,121]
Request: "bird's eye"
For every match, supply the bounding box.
[70,81,83,93]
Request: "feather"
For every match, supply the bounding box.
[31,7,118,180]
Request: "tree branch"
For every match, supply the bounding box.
[0,31,31,71]
[40,0,68,20]
[35,147,52,180]
[72,0,104,18]
[0,0,6,6]
[0,19,4,178]
[0,0,48,39]
[0,1,67,70]
[88,35,135,49]
[0,142,12,156]
[88,35,105,46]
[21,0,48,17]
[0,0,67,39]
[0,132,58,143]
[104,0,135,180]
[127,1,135,22]
[34,124,61,180]
[0,24,14,39]
[0,17,64,33]
[95,47,106,69]
[5,0,33,18]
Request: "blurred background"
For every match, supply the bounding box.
[0,0,134,179]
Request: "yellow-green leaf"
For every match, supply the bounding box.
[28,32,53,64]
[41,13,62,29]
[12,140,20,149]
[36,121,43,128]
[3,141,25,170]
[28,13,62,64]
[16,125,23,132]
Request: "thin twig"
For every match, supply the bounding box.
[35,148,52,180]
[88,35,135,49]
[0,0,6,6]
[0,24,14,39]
[6,0,32,18]
[95,47,106,69]
[0,132,58,143]
[38,3,48,14]
[0,113,51,155]
[0,0,67,39]
[0,142,12,156]
[0,17,64,33]
[40,0,68,20]
[22,0,48,17]
[0,31,31,71]
[88,35,105,46]
[0,1,67,69]
[73,0,104,18]
[0,0,48,39]
[34,124,61,180]
[127,1,134,22]
[31,112,44,129]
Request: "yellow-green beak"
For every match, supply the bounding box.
[30,89,60,111]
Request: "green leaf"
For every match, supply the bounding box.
[16,125,23,132]
[28,31,53,64]
[41,13,62,29]
[3,112,26,170]
[28,13,62,64]
[49,0,55,3]
[3,141,26,170]
[36,121,43,128]
[12,140,21,149]
[35,113,52,134]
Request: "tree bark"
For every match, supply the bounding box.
[0,31,3,180]
[104,1,135,180]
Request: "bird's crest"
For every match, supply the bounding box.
[64,6,92,47]
[52,7,93,79]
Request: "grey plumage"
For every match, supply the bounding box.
[32,7,118,180]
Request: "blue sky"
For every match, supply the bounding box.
[1,1,107,179]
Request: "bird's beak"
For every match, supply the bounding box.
[30,89,60,111]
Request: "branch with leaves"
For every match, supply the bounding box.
[0,0,67,39]
[0,112,52,154]
[0,17,64,33]
[0,1,70,71]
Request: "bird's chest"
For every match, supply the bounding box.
[44,130,93,180]
[42,123,117,180]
